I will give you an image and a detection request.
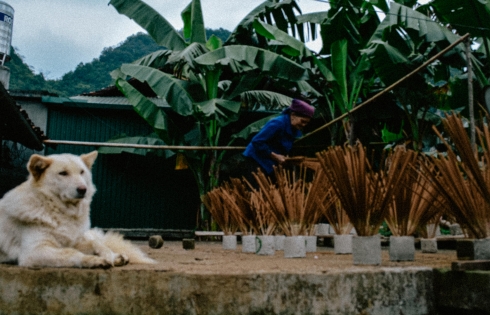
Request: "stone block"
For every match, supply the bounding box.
[352,235,381,265]
[450,224,463,236]
[334,234,352,254]
[183,238,195,250]
[255,235,275,256]
[284,236,306,258]
[222,235,237,250]
[457,238,490,260]
[389,236,415,261]
[305,236,317,252]
[274,235,285,251]
[241,235,256,253]
[315,223,330,236]
[421,238,438,253]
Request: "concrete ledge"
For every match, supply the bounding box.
[434,269,490,313]
[0,267,435,315]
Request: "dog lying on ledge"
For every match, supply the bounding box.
[0,151,155,268]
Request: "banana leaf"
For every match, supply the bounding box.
[225,0,303,45]
[109,0,186,50]
[114,64,196,116]
[420,0,490,39]
[331,39,349,107]
[131,50,173,69]
[240,90,292,111]
[166,42,209,70]
[223,71,264,100]
[194,99,241,127]
[181,0,206,44]
[231,113,280,141]
[98,134,175,158]
[114,79,171,143]
[194,45,309,81]
[253,19,312,59]
[206,35,223,51]
[364,2,488,87]
[318,1,380,56]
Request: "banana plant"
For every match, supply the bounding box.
[418,0,490,63]
[362,2,488,150]
[107,0,308,229]
[254,1,383,145]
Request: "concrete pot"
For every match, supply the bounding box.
[450,223,464,236]
[456,238,490,260]
[305,236,317,252]
[222,235,237,250]
[255,235,275,256]
[421,238,438,254]
[284,236,306,258]
[334,234,353,254]
[389,236,415,261]
[426,223,441,238]
[315,223,330,236]
[241,235,256,253]
[274,235,285,251]
[352,235,381,265]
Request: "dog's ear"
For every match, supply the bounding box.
[28,154,53,181]
[81,151,98,169]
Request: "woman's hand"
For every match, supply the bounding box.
[270,152,286,165]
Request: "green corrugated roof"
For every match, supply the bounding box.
[42,95,169,109]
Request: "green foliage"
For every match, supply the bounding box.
[8,48,50,91]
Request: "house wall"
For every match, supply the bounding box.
[44,104,200,233]
[6,94,275,235]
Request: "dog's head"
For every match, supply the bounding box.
[27,151,98,204]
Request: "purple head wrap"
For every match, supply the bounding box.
[289,99,315,118]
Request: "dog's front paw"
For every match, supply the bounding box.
[82,256,112,269]
[113,253,129,266]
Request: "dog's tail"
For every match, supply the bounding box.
[99,230,156,264]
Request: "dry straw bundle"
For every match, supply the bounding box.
[316,143,406,236]
[252,165,329,236]
[421,114,490,238]
[202,184,240,235]
[384,147,446,236]
[203,179,261,235]
[249,188,277,236]
[322,199,352,235]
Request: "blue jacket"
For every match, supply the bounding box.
[243,113,302,174]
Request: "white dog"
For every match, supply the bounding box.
[0,151,155,268]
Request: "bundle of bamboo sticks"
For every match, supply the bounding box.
[203,178,263,235]
[202,183,240,235]
[420,114,490,238]
[322,199,353,235]
[251,165,331,236]
[384,147,446,236]
[316,143,403,236]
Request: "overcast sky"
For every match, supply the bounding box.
[9,0,328,79]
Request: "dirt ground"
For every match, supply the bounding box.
[120,237,459,273]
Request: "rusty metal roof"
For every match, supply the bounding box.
[0,84,47,151]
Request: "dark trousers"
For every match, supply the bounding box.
[242,156,276,189]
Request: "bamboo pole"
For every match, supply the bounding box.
[466,37,476,152]
[297,33,471,142]
[43,139,247,151]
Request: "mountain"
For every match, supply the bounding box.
[8,28,231,97]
